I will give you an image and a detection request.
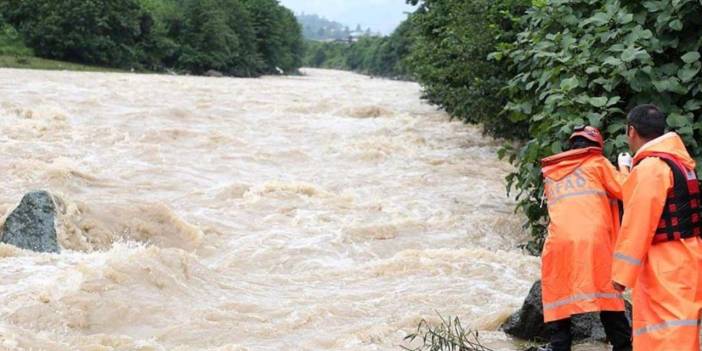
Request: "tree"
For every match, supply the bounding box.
[0,0,156,68]
[175,0,239,74]
[243,0,303,74]
[0,0,304,76]
[405,0,530,138]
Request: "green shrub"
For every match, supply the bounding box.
[0,15,32,56]
[498,0,702,253]
[406,0,531,138]
[0,0,154,69]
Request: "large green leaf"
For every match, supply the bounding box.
[560,76,580,91]
[669,19,684,31]
[653,77,688,94]
[667,112,691,128]
[621,46,649,62]
[643,1,666,12]
[588,96,609,107]
[581,12,611,27]
[678,63,701,82]
[603,56,622,66]
[607,96,621,106]
[684,99,702,112]
[681,51,701,64]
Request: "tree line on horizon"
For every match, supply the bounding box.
[0,0,304,77]
[297,13,377,42]
[306,0,702,253]
[303,18,414,79]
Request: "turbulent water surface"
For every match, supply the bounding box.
[0,68,605,350]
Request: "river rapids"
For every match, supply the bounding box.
[0,68,597,350]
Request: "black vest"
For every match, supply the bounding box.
[635,153,702,244]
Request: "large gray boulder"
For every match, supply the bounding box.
[502,281,631,342]
[1,191,60,253]
[205,70,224,78]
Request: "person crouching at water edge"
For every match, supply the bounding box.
[539,126,632,351]
[612,105,702,351]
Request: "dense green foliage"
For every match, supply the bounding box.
[0,19,32,56]
[407,0,530,137]
[497,0,702,253]
[0,0,153,68]
[0,0,303,76]
[303,19,416,79]
[244,0,303,74]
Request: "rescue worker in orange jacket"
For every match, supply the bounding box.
[612,104,702,350]
[540,126,632,351]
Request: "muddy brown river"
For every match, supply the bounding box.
[0,68,609,350]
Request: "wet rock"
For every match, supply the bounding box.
[502,281,550,341]
[502,281,631,342]
[205,70,224,78]
[1,191,60,253]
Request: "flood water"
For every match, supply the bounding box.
[0,68,607,350]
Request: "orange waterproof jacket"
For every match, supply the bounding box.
[541,147,627,322]
[612,133,702,350]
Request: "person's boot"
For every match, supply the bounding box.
[547,318,573,351]
[600,311,633,351]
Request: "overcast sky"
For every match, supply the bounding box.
[279,0,417,35]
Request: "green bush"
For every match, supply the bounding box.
[406,0,530,138]
[498,0,702,253]
[0,21,32,56]
[0,0,154,69]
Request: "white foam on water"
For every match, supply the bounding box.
[0,68,556,350]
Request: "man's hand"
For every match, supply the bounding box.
[613,281,626,292]
[618,153,633,170]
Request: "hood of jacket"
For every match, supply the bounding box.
[541,147,603,181]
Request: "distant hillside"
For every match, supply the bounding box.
[297,13,375,41]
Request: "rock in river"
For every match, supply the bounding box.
[502,281,632,343]
[1,191,60,253]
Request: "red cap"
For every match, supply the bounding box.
[569,126,604,148]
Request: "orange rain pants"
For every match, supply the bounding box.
[541,147,627,322]
[613,132,702,350]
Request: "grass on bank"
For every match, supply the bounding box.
[0,24,119,73]
[0,55,123,72]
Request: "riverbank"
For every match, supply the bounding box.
[0,55,122,72]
